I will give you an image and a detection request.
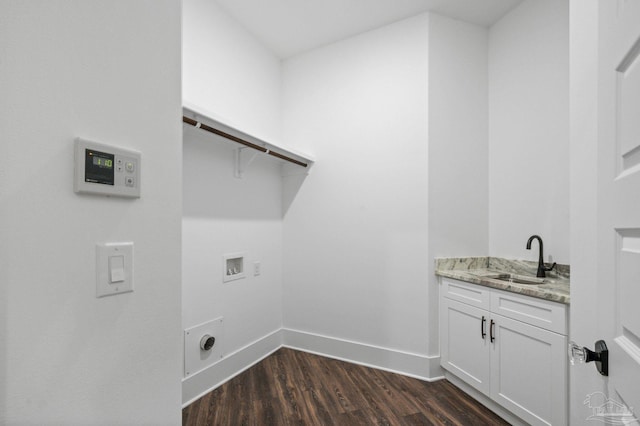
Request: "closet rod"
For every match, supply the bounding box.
[183,116,308,168]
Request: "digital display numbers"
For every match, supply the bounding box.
[85,149,115,185]
[92,156,113,169]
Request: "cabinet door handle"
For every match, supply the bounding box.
[481,316,486,339]
[490,319,495,343]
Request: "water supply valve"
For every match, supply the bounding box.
[568,340,608,376]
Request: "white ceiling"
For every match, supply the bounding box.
[215,0,524,58]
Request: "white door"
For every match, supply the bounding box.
[597,0,640,422]
[571,0,640,423]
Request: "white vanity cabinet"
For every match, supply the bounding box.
[440,277,568,426]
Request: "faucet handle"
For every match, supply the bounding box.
[544,262,557,272]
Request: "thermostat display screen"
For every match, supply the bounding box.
[92,156,113,168]
[85,149,114,185]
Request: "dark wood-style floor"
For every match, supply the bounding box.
[183,347,509,425]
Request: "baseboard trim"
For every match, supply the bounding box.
[281,328,443,382]
[182,329,282,407]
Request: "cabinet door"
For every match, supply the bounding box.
[490,314,567,426]
[440,298,491,394]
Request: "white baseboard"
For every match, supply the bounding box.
[182,327,444,408]
[281,328,443,382]
[182,329,282,407]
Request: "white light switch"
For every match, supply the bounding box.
[109,255,125,283]
[96,242,133,297]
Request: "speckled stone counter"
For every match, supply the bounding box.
[435,257,570,305]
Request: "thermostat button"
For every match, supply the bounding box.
[125,162,134,172]
[125,177,135,187]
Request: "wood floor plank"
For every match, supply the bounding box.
[183,348,511,426]
[402,412,436,426]
[337,409,374,426]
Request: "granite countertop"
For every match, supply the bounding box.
[435,257,570,305]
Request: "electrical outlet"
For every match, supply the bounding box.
[253,261,261,276]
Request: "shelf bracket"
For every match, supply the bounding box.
[235,147,260,179]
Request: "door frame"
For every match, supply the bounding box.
[569,0,606,424]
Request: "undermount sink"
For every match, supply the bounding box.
[480,272,545,285]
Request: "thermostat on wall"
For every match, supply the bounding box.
[74,138,141,198]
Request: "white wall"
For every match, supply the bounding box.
[428,14,489,353]
[183,0,282,142]
[182,133,283,339]
[488,0,569,263]
[182,0,285,404]
[281,14,431,372]
[0,1,182,424]
[281,11,489,376]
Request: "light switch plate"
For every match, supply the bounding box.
[96,242,133,297]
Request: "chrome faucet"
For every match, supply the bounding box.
[526,235,556,278]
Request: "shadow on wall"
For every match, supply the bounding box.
[183,126,308,220]
[282,169,309,217]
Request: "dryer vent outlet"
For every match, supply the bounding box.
[200,335,216,351]
[184,317,224,377]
